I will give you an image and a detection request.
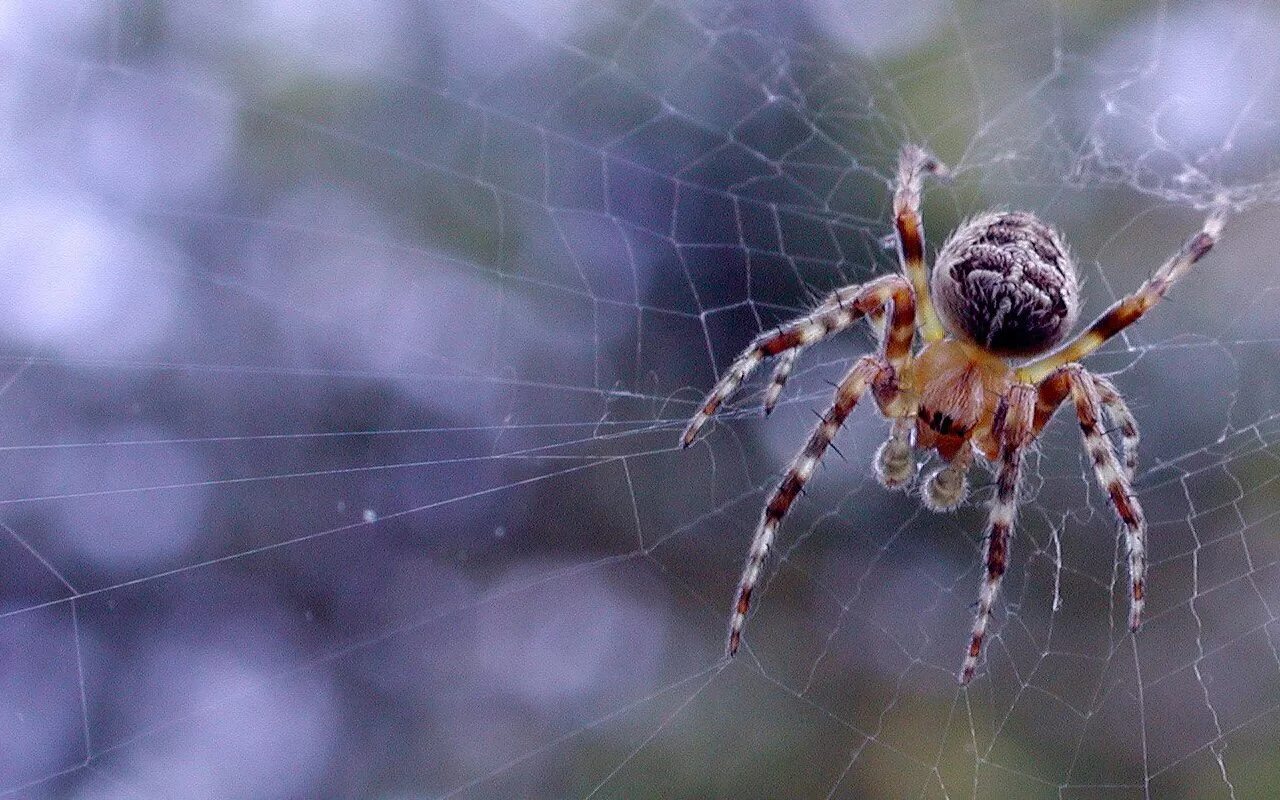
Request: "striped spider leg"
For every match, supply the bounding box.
[1017,210,1226,383]
[961,211,1224,682]
[749,143,950,462]
[680,275,915,447]
[894,144,950,344]
[1035,365,1148,632]
[1092,375,1139,482]
[681,275,917,656]
[960,382,1035,684]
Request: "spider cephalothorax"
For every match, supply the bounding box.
[681,145,1224,683]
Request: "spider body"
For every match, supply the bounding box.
[682,145,1224,683]
[932,211,1080,356]
[908,338,1010,462]
[910,212,1079,462]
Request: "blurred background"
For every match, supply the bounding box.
[2,1,1280,797]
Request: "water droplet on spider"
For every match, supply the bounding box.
[494,525,506,539]
[362,509,377,523]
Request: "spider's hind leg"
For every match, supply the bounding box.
[959,383,1036,684]
[727,355,887,655]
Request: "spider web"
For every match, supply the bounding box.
[2,1,1280,797]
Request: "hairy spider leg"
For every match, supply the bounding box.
[894,144,949,343]
[727,356,889,656]
[721,281,917,655]
[761,349,801,415]
[1037,365,1147,632]
[960,382,1035,684]
[1093,375,1139,482]
[681,275,915,447]
[1018,212,1224,383]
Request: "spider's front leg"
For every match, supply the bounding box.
[1019,211,1224,383]
[960,382,1035,684]
[680,275,914,447]
[685,276,916,656]
[894,144,949,342]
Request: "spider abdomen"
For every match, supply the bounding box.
[932,211,1080,356]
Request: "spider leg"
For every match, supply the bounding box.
[762,349,801,415]
[1093,375,1139,482]
[894,144,949,342]
[1069,367,1148,630]
[727,355,889,656]
[763,281,906,416]
[960,383,1035,684]
[1035,367,1146,629]
[681,275,914,447]
[1018,211,1225,383]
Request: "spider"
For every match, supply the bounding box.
[680,145,1224,684]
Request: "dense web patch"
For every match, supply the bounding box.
[2,1,1280,798]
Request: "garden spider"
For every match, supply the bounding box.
[681,145,1224,684]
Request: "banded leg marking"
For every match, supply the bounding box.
[682,276,914,447]
[1093,375,1139,483]
[1063,367,1147,631]
[960,384,1035,684]
[1020,212,1225,383]
[894,144,948,341]
[727,356,885,655]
